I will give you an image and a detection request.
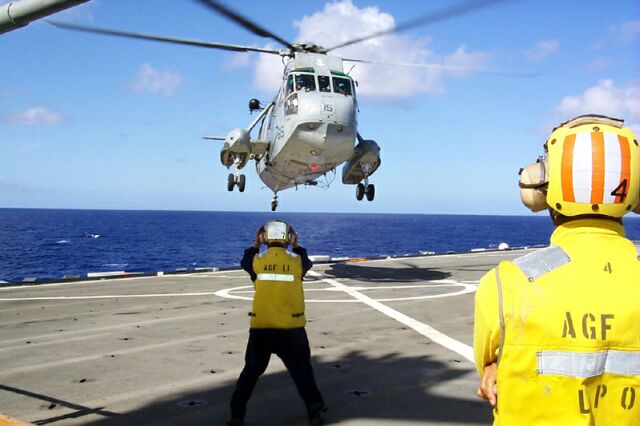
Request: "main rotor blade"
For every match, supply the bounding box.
[343,58,540,77]
[326,0,509,52]
[195,0,294,50]
[49,21,284,55]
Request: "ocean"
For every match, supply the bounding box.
[1,208,639,283]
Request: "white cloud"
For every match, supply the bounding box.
[0,176,41,192]
[254,0,492,98]
[1,106,68,125]
[0,176,19,191]
[221,52,252,70]
[595,19,640,49]
[524,39,558,61]
[555,79,640,133]
[586,57,612,72]
[254,49,286,93]
[442,45,491,78]
[130,63,182,97]
[612,19,640,42]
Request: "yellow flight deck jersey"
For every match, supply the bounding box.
[474,218,640,425]
[250,247,306,329]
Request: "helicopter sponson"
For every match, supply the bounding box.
[342,139,381,185]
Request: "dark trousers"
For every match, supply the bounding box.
[230,327,325,419]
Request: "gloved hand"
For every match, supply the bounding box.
[253,226,265,249]
[289,226,299,248]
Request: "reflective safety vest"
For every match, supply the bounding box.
[250,247,306,329]
[486,219,640,425]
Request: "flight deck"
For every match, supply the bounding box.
[2,246,634,426]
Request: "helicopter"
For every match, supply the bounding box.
[51,0,514,211]
[211,49,381,212]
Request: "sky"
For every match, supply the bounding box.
[1,0,639,214]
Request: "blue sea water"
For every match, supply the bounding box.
[1,209,639,283]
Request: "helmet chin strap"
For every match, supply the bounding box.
[550,211,623,226]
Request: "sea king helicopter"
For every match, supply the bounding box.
[51,0,511,211]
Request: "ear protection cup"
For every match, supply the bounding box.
[259,233,267,244]
[519,158,548,212]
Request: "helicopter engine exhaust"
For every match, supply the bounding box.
[220,128,250,169]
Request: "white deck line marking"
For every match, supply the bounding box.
[0,292,219,301]
[0,310,220,346]
[0,270,245,291]
[233,282,468,293]
[0,329,245,377]
[215,281,477,303]
[308,270,474,363]
[0,274,166,290]
[0,332,112,354]
[1,282,475,302]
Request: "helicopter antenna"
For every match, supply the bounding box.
[346,63,357,75]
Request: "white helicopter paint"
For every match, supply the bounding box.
[218,50,381,211]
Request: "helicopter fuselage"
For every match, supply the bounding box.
[257,73,358,192]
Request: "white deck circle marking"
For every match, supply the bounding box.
[214,279,477,303]
[307,271,474,362]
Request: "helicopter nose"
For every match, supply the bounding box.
[322,95,355,124]
[288,93,356,156]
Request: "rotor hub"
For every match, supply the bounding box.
[292,42,327,54]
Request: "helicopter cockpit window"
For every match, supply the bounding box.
[332,77,352,96]
[318,76,331,92]
[295,74,316,92]
[285,75,294,98]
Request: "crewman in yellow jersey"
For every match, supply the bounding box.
[474,114,640,425]
[228,220,326,426]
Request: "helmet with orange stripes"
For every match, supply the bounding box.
[519,115,639,217]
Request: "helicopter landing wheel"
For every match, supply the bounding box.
[356,183,365,201]
[365,184,375,201]
[227,173,235,192]
[238,174,246,192]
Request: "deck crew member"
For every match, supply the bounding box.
[474,115,640,425]
[228,220,326,426]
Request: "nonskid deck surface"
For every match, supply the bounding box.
[0,247,605,425]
